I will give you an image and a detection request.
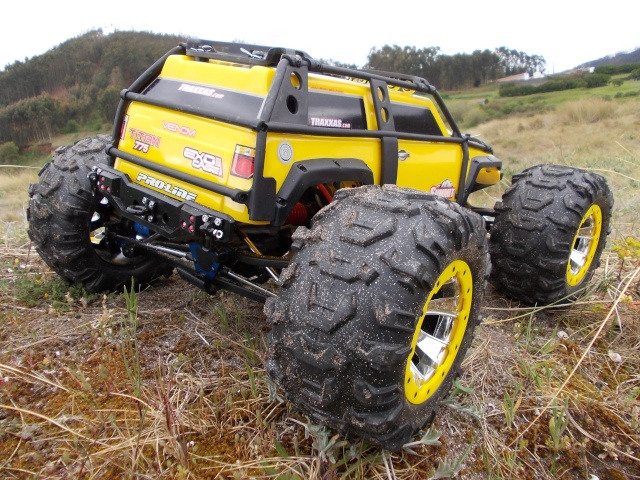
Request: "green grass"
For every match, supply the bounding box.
[446,77,640,130]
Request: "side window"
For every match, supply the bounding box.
[392,102,443,136]
[308,92,367,130]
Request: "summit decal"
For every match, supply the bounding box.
[430,179,456,199]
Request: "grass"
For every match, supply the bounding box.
[0,90,638,479]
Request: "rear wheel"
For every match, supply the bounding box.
[489,164,613,305]
[265,185,489,450]
[28,135,170,293]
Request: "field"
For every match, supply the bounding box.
[0,85,639,479]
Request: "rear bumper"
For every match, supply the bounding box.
[92,165,235,243]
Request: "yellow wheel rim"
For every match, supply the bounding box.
[566,205,602,287]
[405,260,473,405]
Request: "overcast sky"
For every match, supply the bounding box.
[2,1,638,74]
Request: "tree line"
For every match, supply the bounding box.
[365,45,546,90]
[0,30,545,148]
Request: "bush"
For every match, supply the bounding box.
[97,86,121,122]
[614,90,640,98]
[595,63,640,75]
[0,141,20,164]
[462,107,489,127]
[583,73,611,88]
[628,69,640,80]
[612,78,624,87]
[64,119,80,133]
[499,77,587,97]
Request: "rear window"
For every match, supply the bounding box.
[308,91,367,130]
[392,102,442,136]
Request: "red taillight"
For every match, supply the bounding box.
[120,115,129,140]
[231,145,255,179]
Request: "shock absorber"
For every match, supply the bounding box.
[285,202,308,225]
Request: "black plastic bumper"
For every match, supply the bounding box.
[92,165,235,243]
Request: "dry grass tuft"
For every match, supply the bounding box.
[470,96,640,238]
[556,98,618,125]
[0,168,38,229]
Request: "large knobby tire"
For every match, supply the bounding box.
[489,164,613,305]
[28,135,170,293]
[265,185,489,450]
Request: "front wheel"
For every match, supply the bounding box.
[265,185,489,450]
[28,135,171,293]
[489,164,613,305]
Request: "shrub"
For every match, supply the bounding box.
[0,141,20,164]
[614,90,640,98]
[462,107,489,127]
[628,69,640,80]
[596,63,640,75]
[64,119,80,133]
[583,73,611,88]
[498,77,590,97]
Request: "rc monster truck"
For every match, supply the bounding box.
[27,40,613,450]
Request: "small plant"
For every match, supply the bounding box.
[120,278,147,474]
[429,441,474,479]
[441,396,483,422]
[121,278,142,398]
[12,273,98,309]
[403,425,442,454]
[548,398,569,453]
[289,418,348,464]
[612,236,640,265]
[503,384,522,429]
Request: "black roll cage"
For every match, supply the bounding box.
[106,39,494,224]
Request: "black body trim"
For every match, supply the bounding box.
[456,138,471,205]
[461,155,503,205]
[93,164,235,242]
[273,159,374,225]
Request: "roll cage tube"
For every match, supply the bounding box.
[107,40,494,223]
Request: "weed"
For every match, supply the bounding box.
[430,441,474,479]
[121,279,142,398]
[548,399,569,453]
[12,273,99,309]
[441,396,483,422]
[503,383,522,429]
[403,425,442,454]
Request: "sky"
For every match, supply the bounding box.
[1,1,638,75]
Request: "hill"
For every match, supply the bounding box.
[0,29,183,146]
[576,46,640,68]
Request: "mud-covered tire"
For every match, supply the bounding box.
[28,135,171,293]
[489,164,613,305]
[265,185,489,450]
